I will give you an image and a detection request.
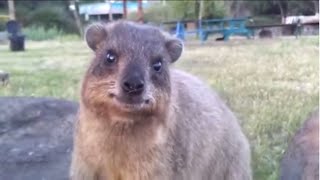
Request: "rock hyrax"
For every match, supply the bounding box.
[70,20,252,180]
[280,109,319,180]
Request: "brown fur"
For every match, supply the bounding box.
[280,109,319,180]
[70,20,252,180]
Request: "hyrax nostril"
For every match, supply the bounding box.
[122,78,144,95]
[136,83,144,90]
[123,82,133,90]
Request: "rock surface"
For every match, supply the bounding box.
[280,108,319,180]
[0,96,78,180]
[0,70,9,85]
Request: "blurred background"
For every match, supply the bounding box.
[0,0,319,40]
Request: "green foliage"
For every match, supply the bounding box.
[167,0,226,20]
[15,4,78,34]
[0,15,9,31]
[128,3,177,23]
[57,34,82,42]
[288,0,318,15]
[0,0,318,28]
[202,1,226,19]
[129,1,227,23]
[245,0,318,16]
[23,26,64,41]
[251,15,282,25]
[168,0,196,20]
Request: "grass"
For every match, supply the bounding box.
[22,26,80,41]
[23,26,64,41]
[0,36,318,180]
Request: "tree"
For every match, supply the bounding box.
[123,0,127,19]
[203,1,225,19]
[107,0,113,21]
[312,0,319,13]
[288,0,319,15]
[69,0,83,36]
[198,0,204,21]
[273,0,288,23]
[8,0,15,20]
[137,0,143,22]
[167,0,225,20]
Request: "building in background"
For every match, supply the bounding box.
[78,1,150,22]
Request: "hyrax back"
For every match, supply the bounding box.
[70,21,252,180]
[280,109,319,180]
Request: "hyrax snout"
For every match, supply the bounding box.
[70,20,252,180]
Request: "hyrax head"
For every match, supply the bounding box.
[82,21,183,115]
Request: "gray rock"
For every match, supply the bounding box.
[0,96,78,180]
[0,70,9,85]
[280,108,319,180]
[259,29,273,39]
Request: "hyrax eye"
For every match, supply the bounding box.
[105,50,117,64]
[152,58,162,72]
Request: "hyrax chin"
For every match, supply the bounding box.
[70,20,252,180]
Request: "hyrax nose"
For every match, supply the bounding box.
[122,76,145,96]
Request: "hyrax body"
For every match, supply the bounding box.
[70,21,252,180]
[280,109,319,180]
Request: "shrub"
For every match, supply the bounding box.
[0,15,9,31]
[16,4,78,34]
[23,25,64,41]
[203,1,226,19]
[128,4,177,24]
[128,1,226,24]
[251,15,282,26]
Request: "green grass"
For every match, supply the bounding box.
[0,36,318,180]
[22,26,81,41]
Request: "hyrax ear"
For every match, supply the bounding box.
[85,23,107,51]
[165,38,183,63]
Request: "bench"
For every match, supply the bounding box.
[199,18,253,42]
[162,17,254,42]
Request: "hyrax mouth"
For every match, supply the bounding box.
[108,92,151,112]
[116,94,147,105]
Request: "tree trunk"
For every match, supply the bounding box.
[195,0,199,20]
[312,0,319,13]
[108,0,113,21]
[137,0,143,23]
[123,0,127,19]
[8,0,15,20]
[70,0,83,37]
[233,1,241,18]
[276,0,287,24]
[198,0,204,21]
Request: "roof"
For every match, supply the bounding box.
[79,1,150,15]
[285,13,319,24]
